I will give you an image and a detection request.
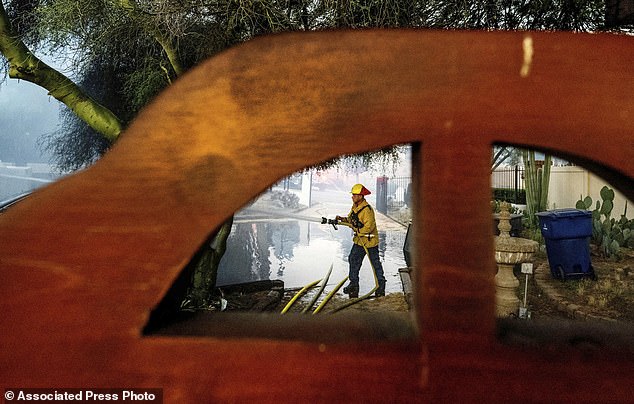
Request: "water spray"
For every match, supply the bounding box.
[239,207,327,224]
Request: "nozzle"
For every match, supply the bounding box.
[321,217,339,230]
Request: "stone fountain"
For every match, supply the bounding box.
[495,202,538,317]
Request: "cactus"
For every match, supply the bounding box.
[575,195,593,210]
[599,186,615,217]
[576,186,633,259]
[523,150,551,240]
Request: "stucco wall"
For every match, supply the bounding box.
[549,166,633,219]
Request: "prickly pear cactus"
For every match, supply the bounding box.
[575,195,593,210]
[599,186,615,217]
[576,187,633,259]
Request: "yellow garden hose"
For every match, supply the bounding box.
[312,275,349,314]
[331,244,380,313]
[280,278,322,314]
[302,264,333,313]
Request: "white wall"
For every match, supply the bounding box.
[299,171,312,207]
[548,166,633,219]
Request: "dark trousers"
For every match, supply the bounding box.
[348,243,385,287]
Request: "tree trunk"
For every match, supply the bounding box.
[1,1,231,311]
[606,0,634,28]
[115,0,184,77]
[0,3,122,142]
[187,217,234,308]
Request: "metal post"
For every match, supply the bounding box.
[519,263,533,319]
[376,176,388,214]
[514,165,519,204]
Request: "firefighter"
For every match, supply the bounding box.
[336,183,386,298]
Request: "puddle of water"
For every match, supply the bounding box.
[217,219,408,294]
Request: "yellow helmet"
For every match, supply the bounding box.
[350,183,371,195]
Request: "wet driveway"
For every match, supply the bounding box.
[216,205,409,295]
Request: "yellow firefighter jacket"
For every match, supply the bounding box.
[340,199,379,248]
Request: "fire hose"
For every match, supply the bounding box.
[280,216,381,314]
[302,264,332,313]
[320,217,381,312]
[312,275,349,314]
[280,278,322,314]
[330,244,379,313]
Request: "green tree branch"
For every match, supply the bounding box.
[0,2,122,143]
[115,0,184,77]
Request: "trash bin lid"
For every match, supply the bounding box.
[535,209,592,218]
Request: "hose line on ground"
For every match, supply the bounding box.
[302,264,333,313]
[312,275,349,314]
[280,278,322,314]
[331,245,380,313]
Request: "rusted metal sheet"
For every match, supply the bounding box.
[1,30,633,402]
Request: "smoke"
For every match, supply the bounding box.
[0,78,60,165]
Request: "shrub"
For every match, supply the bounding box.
[492,188,526,204]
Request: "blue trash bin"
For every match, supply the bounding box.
[536,209,595,281]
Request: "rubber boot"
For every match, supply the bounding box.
[343,284,359,298]
[375,280,386,297]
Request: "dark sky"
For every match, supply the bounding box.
[0,77,60,165]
